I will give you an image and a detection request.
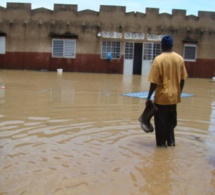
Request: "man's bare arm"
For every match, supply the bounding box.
[146,82,157,104]
[180,79,185,94]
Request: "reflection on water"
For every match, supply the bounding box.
[0,70,214,195]
[209,101,215,134]
[0,82,5,104]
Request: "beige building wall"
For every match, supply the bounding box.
[0,3,214,77]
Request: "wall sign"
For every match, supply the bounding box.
[124,32,145,40]
[98,32,122,39]
[98,32,164,41]
[147,34,164,41]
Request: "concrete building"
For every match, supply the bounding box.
[0,3,215,77]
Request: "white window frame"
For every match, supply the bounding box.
[183,44,197,62]
[153,43,161,59]
[124,42,134,60]
[52,39,76,58]
[143,42,161,60]
[0,37,6,54]
[101,41,121,59]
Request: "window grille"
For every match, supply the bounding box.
[143,43,153,60]
[143,42,161,60]
[52,39,76,58]
[153,43,161,59]
[101,41,121,59]
[124,42,134,59]
[184,44,197,62]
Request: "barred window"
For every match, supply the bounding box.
[184,44,197,62]
[143,42,161,60]
[124,42,134,59]
[52,39,76,58]
[101,41,121,59]
[143,43,153,60]
[0,37,6,54]
[153,43,161,59]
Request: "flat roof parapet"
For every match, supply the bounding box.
[172,9,186,17]
[198,11,215,19]
[0,3,214,21]
[146,8,159,16]
[7,3,31,10]
[100,5,126,13]
[54,4,77,13]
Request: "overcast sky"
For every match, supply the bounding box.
[0,0,215,16]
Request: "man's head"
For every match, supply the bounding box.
[161,35,173,51]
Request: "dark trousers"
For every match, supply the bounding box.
[154,104,177,147]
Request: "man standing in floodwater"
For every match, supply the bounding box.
[146,35,188,147]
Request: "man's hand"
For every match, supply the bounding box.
[145,99,151,107]
[146,82,157,107]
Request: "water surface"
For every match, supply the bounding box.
[0,70,214,195]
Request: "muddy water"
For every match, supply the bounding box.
[0,70,214,195]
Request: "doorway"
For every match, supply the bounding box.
[123,42,161,75]
[133,43,143,75]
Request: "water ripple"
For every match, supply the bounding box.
[0,72,215,194]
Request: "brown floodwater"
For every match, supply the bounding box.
[0,70,214,195]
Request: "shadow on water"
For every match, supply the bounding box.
[0,70,214,194]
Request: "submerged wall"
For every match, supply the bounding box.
[0,3,215,77]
